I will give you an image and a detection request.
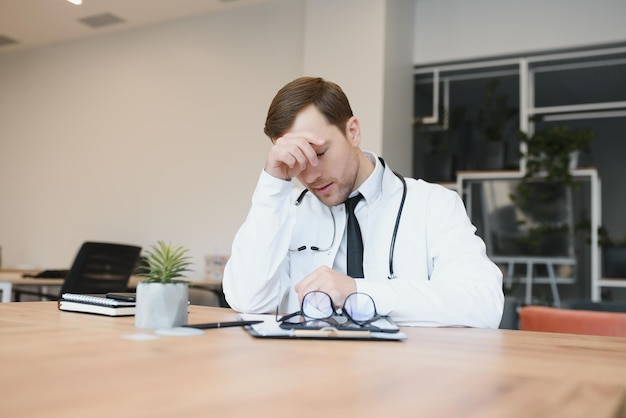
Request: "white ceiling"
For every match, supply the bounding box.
[0,0,267,55]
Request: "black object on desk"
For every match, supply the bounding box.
[184,320,263,329]
[23,269,70,279]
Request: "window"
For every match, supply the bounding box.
[414,43,626,300]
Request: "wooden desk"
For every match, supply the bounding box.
[0,303,625,418]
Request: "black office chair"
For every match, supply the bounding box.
[58,241,141,296]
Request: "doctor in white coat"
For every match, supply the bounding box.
[223,77,504,328]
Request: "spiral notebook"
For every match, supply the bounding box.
[58,293,136,317]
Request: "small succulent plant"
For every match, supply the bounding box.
[138,241,192,284]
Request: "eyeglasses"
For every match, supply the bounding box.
[276,291,381,327]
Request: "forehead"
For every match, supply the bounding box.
[288,104,336,134]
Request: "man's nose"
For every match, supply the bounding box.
[301,163,322,184]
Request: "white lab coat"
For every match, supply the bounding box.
[223,156,504,328]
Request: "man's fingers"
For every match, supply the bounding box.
[265,134,325,180]
[279,132,326,164]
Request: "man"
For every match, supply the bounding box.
[223,76,504,328]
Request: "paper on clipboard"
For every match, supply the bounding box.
[239,314,407,341]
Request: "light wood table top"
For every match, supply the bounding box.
[1,302,625,418]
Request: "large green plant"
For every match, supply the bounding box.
[511,125,595,255]
[519,125,595,185]
[138,241,193,284]
[598,227,626,248]
[514,125,595,211]
[580,225,626,248]
[477,78,517,142]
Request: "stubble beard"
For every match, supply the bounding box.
[307,151,360,207]
[311,183,352,208]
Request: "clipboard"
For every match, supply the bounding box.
[240,314,407,341]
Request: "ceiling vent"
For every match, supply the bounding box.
[0,35,18,48]
[78,13,125,29]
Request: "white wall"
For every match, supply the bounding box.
[302,0,415,176]
[382,0,415,176]
[414,0,626,64]
[303,0,386,156]
[10,0,620,275]
[0,0,306,275]
[0,0,414,276]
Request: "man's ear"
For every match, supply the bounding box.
[346,116,361,146]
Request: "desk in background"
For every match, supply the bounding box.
[0,271,226,306]
[0,270,63,302]
[0,302,625,418]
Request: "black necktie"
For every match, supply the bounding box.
[345,193,364,278]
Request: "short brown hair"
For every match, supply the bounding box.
[264,77,354,140]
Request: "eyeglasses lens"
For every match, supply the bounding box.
[343,293,376,322]
[302,291,334,319]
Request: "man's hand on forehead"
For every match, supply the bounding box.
[265,132,325,180]
[280,131,325,147]
[310,138,328,155]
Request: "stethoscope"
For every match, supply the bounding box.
[289,158,407,279]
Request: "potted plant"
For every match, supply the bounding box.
[519,125,595,185]
[511,125,595,253]
[135,241,193,329]
[474,78,517,170]
[417,106,465,183]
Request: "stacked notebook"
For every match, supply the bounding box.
[58,293,136,317]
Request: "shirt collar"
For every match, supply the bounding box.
[350,151,383,205]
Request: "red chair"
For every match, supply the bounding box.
[519,305,626,337]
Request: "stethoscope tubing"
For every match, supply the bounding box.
[291,158,407,280]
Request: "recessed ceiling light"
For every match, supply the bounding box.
[0,35,19,48]
[78,13,125,28]
[67,0,82,5]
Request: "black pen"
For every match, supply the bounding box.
[183,320,263,330]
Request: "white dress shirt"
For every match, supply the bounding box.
[223,152,504,328]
